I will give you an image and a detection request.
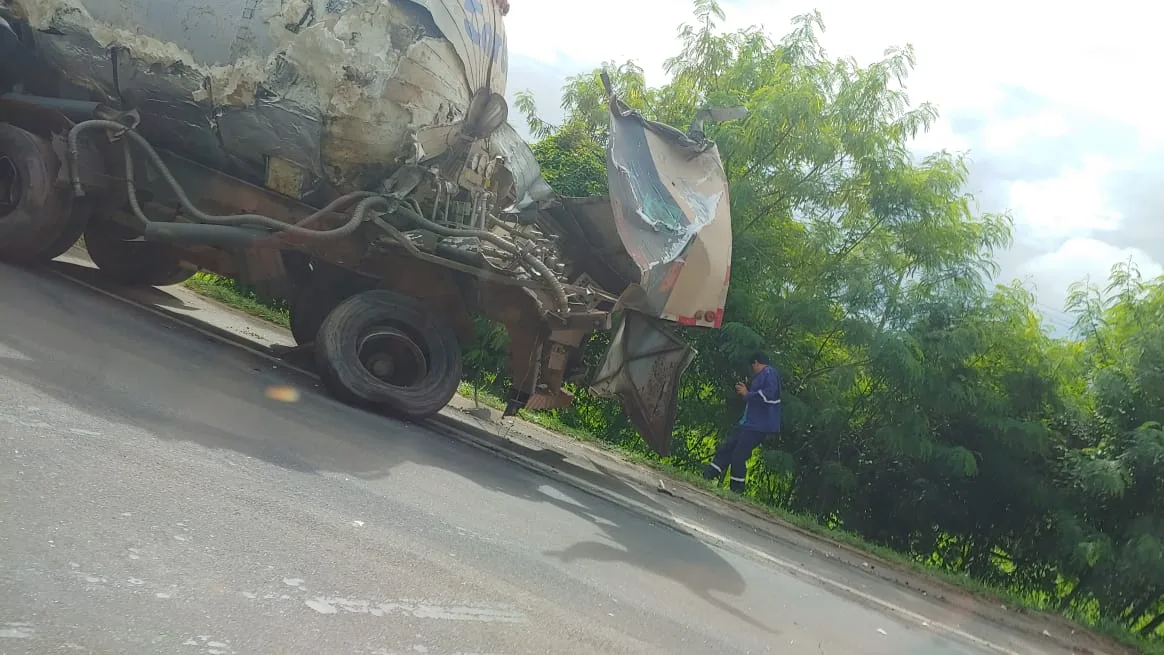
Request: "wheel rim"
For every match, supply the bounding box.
[0,155,20,218]
[357,327,428,387]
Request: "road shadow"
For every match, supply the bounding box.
[0,261,773,638]
[48,259,197,311]
[411,427,777,636]
[432,417,776,634]
[542,510,775,635]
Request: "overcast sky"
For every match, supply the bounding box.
[501,0,1161,331]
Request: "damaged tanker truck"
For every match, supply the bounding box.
[0,0,738,455]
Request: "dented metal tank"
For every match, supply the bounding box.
[5,0,526,196]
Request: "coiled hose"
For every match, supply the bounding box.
[72,120,377,239]
[66,120,570,314]
[390,203,570,315]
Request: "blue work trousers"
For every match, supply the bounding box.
[703,426,767,492]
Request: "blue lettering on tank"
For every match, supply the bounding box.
[461,2,506,61]
[464,20,504,55]
[481,23,494,51]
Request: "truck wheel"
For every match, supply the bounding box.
[290,280,347,346]
[315,290,462,419]
[83,217,195,287]
[0,123,76,263]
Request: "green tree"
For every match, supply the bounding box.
[1058,262,1164,635]
[528,121,608,197]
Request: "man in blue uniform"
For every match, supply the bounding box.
[703,352,781,493]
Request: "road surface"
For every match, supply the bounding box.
[0,261,1073,655]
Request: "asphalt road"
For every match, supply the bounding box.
[0,261,1063,655]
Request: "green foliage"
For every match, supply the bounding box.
[461,315,510,397]
[503,1,1164,646]
[530,122,608,197]
[183,273,290,328]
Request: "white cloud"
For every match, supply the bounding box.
[1007,157,1125,244]
[1019,238,1162,313]
[507,0,1163,132]
[979,111,1070,152]
[911,116,971,155]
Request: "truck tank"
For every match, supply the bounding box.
[4,0,526,197]
[0,0,738,456]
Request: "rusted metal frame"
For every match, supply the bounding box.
[110,148,571,307]
[370,217,548,291]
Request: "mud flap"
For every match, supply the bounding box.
[590,311,696,456]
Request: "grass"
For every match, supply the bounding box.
[183,273,290,329]
[187,274,1159,654]
[457,381,507,411]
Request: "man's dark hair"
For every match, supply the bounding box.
[751,351,770,366]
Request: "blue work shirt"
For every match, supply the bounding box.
[739,365,781,433]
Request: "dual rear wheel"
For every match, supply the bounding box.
[0,123,85,264]
[0,123,191,285]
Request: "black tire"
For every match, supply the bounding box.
[315,290,462,419]
[0,123,75,263]
[83,217,195,287]
[289,278,348,346]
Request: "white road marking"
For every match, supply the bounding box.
[0,622,34,639]
[302,597,527,623]
[0,342,33,361]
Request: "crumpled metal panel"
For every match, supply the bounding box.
[583,95,736,456]
[605,101,733,329]
[590,310,696,456]
[487,122,543,208]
